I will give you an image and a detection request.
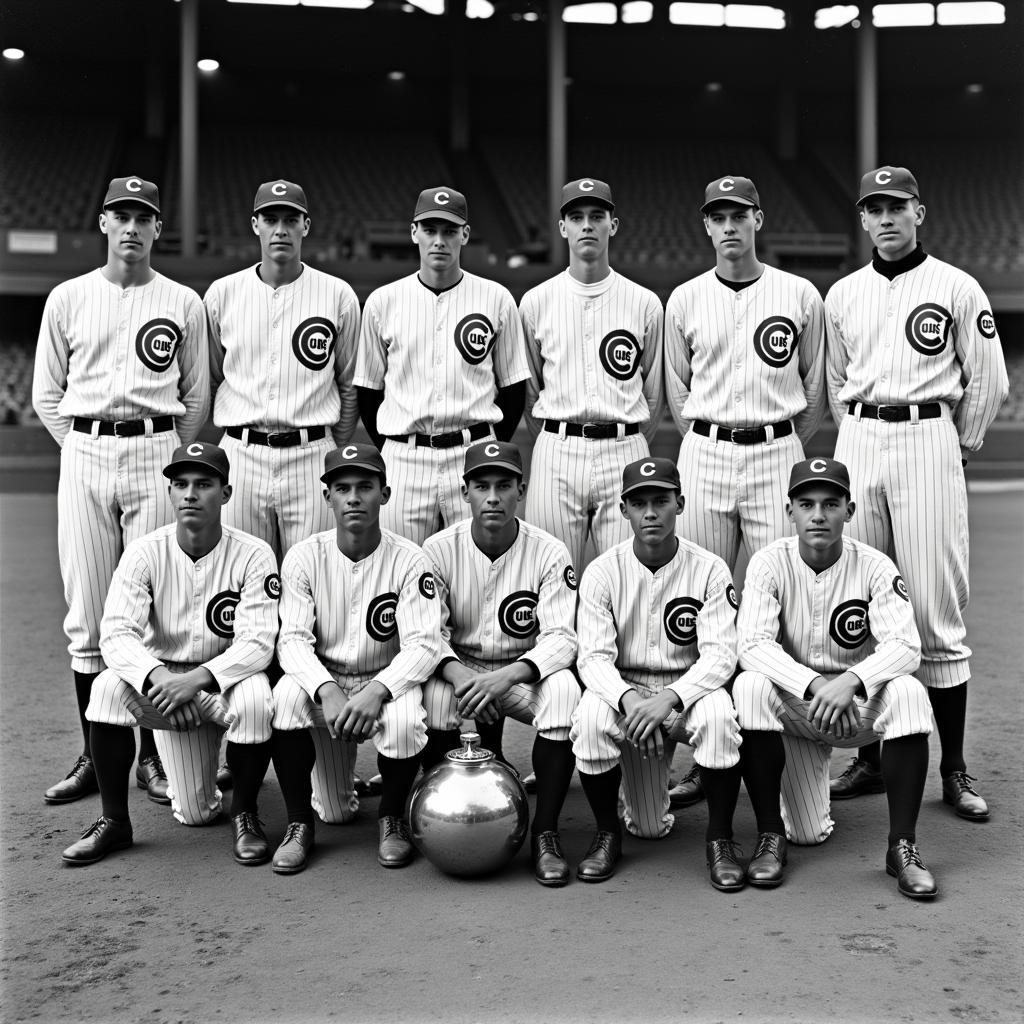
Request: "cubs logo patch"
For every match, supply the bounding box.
[366,592,398,642]
[976,310,996,339]
[291,317,336,371]
[752,316,798,369]
[418,572,436,599]
[206,590,241,639]
[598,330,641,381]
[135,318,182,373]
[829,599,869,649]
[892,576,910,602]
[905,303,951,356]
[726,584,739,610]
[563,565,578,591]
[453,314,495,365]
[264,573,281,600]
[498,590,539,639]
[664,597,703,646]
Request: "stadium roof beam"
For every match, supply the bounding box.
[180,0,198,259]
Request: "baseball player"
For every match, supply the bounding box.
[355,186,531,545]
[733,457,938,899]
[421,441,580,886]
[662,174,826,811]
[33,176,208,808]
[269,444,440,874]
[60,443,279,867]
[825,167,1008,819]
[571,457,746,891]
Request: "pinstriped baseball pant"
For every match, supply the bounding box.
[732,670,933,845]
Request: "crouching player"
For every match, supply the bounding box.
[733,457,937,898]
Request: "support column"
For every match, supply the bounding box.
[450,0,470,152]
[180,0,199,258]
[547,0,567,256]
[855,18,877,263]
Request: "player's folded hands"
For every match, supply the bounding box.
[807,673,863,737]
[622,690,677,758]
[164,699,202,731]
[456,669,516,723]
[335,681,388,742]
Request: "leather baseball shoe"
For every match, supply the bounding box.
[942,771,989,821]
[272,822,315,875]
[576,829,622,883]
[378,816,415,868]
[62,816,133,866]
[706,839,746,892]
[830,757,885,800]
[135,755,171,805]
[886,839,938,900]
[531,831,569,887]
[216,762,233,790]
[668,762,705,809]
[44,754,98,804]
[747,832,787,888]
[231,811,270,866]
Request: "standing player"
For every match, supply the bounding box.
[825,167,1008,818]
[34,176,208,807]
[355,186,530,545]
[269,445,440,874]
[571,458,746,891]
[733,457,938,899]
[520,178,664,575]
[422,441,580,886]
[60,443,279,867]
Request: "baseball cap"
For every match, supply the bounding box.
[700,176,760,213]
[103,176,161,215]
[413,187,469,225]
[787,457,851,499]
[857,166,920,206]
[560,178,615,216]
[253,180,309,215]
[463,441,524,479]
[163,442,230,483]
[321,444,387,485]
[621,457,681,498]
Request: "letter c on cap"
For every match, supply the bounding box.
[579,180,595,192]
[187,443,204,457]
[640,461,656,477]
[874,169,892,185]
[719,178,735,192]
[434,191,450,205]
[342,445,358,459]
[272,182,288,196]
[126,178,142,192]
[810,458,828,473]
[484,443,500,457]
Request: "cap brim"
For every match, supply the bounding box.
[700,196,757,213]
[321,462,386,484]
[105,197,161,215]
[464,460,523,478]
[788,477,850,498]
[560,197,615,216]
[857,189,917,205]
[254,200,308,215]
[621,480,678,497]
[163,459,226,481]
[413,210,467,225]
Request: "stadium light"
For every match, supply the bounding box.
[965,82,984,93]
[407,0,444,12]
[466,0,495,17]
[523,10,540,19]
[705,81,724,91]
[937,2,1004,25]
[815,5,859,28]
[670,2,725,25]
[197,58,220,72]
[304,0,375,8]
[2,47,25,60]
[725,4,785,28]
[872,3,934,26]
[622,1,654,23]
[388,70,406,80]
[563,3,618,23]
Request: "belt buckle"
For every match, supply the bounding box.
[877,405,900,422]
[730,427,754,443]
[112,421,131,437]
[429,433,449,449]
[581,423,601,439]
[266,431,290,447]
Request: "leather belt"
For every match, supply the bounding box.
[72,416,174,437]
[692,419,793,444]
[543,420,640,440]
[384,422,491,449]
[226,425,328,447]
[847,402,943,422]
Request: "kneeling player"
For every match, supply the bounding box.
[270,445,440,874]
[422,441,580,886]
[62,443,279,867]
[733,457,937,899]
[572,458,746,891]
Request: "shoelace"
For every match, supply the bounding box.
[282,822,309,844]
[678,762,701,786]
[838,758,876,780]
[946,770,979,794]
[536,833,564,857]
[81,816,108,839]
[586,831,618,857]
[708,839,744,864]
[892,840,924,869]
[65,754,92,779]
[235,811,264,835]
[753,833,784,859]
[382,817,410,840]
[141,756,168,782]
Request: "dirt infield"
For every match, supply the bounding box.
[1,489,1022,1024]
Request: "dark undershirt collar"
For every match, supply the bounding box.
[417,273,464,296]
[715,271,762,293]
[871,243,927,281]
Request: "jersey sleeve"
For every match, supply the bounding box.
[576,562,629,710]
[663,287,694,437]
[423,540,459,665]
[331,283,362,446]
[491,287,532,389]
[639,294,666,442]
[32,287,72,446]
[175,291,210,444]
[793,284,826,446]
[519,293,544,439]
[203,544,279,690]
[353,290,387,391]
[204,283,225,407]
[277,546,335,700]
[99,544,163,691]
[823,287,851,428]
[520,542,578,679]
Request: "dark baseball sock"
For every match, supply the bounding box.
[73,671,98,755]
[579,765,623,836]
[700,763,742,842]
[856,740,882,771]
[377,754,421,819]
[530,736,575,835]
[421,728,461,773]
[226,740,271,816]
[881,734,929,847]
[739,730,786,835]
[90,722,135,822]
[271,729,316,826]
[137,727,158,761]
[474,718,506,763]
[928,683,968,777]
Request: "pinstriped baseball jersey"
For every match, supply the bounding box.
[664,265,825,443]
[33,269,209,446]
[520,269,664,435]
[99,523,280,691]
[355,272,530,435]
[737,535,921,698]
[824,256,1008,450]
[577,537,737,709]
[277,528,441,700]
[422,518,577,675]
[206,264,360,445]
